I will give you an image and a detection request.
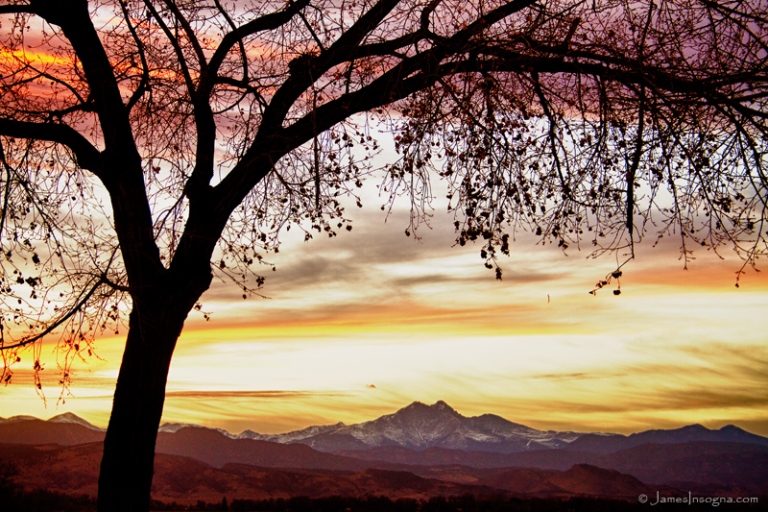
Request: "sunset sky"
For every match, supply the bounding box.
[1,0,766,447]
[2,177,767,438]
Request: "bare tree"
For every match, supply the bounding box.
[0,0,765,509]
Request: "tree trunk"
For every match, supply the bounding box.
[97,294,191,512]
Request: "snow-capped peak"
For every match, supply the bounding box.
[48,413,104,431]
[158,422,236,438]
[266,400,580,453]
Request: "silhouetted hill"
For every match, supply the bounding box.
[0,416,104,446]
[478,464,654,499]
[0,442,675,505]
[337,445,598,469]
[3,437,766,505]
[599,441,768,494]
[346,442,768,495]
[565,424,768,454]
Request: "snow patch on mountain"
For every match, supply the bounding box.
[237,401,584,453]
[159,422,235,438]
[48,412,104,431]
[237,422,346,442]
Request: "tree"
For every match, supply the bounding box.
[0,0,765,509]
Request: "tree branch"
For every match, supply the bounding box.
[0,275,110,351]
[258,0,404,135]
[0,6,37,15]
[141,0,196,96]
[0,118,102,171]
[159,0,209,74]
[29,0,137,160]
[119,0,151,113]
[203,0,313,89]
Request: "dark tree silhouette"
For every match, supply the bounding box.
[0,0,765,510]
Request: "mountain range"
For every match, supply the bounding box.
[234,400,768,455]
[2,401,767,504]
[5,400,765,455]
[236,400,582,452]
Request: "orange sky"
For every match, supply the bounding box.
[1,28,766,439]
[2,189,767,438]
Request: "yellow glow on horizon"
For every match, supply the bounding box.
[2,206,766,438]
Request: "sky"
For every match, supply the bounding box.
[1,0,766,442]
[2,178,767,438]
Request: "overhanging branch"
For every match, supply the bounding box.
[0,274,113,351]
[0,118,102,171]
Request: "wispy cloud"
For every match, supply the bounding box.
[2,183,766,438]
[164,390,349,399]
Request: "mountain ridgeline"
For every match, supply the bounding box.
[231,400,768,454]
[236,400,580,452]
[2,401,767,503]
[3,400,767,455]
